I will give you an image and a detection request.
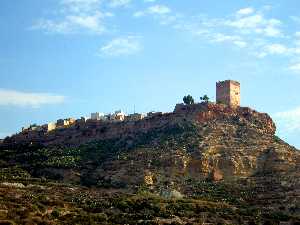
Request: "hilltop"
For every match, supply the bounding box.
[0,102,300,224]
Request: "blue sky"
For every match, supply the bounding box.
[1,0,300,148]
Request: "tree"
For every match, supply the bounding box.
[183,95,195,105]
[200,95,210,103]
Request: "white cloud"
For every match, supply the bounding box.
[134,4,171,18]
[289,62,300,73]
[148,5,171,15]
[32,0,113,34]
[66,12,111,33]
[227,14,263,29]
[31,20,72,34]
[263,25,281,37]
[233,40,247,48]
[237,7,254,16]
[170,6,296,59]
[225,14,282,37]
[32,13,110,34]
[62,0,98,5]
[61,0,101,13]
[134,4,178,27]
[150,5,287,54]
[275,107,300,132]
[108,0,131,8]
[211,33,247,48]
[256,41,300,58]
[0,89,65,108]
[265,43,289,55]
[133,5,178,29]
[99,36,142,57]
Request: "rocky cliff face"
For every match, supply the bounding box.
[1,103,300,221]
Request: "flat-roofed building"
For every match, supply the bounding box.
[28,124,39,131]
[91,112,100,120]
[66,118,76,125]
[22,126,29,132]
[42,122,56,132]
[91,112,105,121]
[126,113,145,121]
[57,118,76,127]
[113,110,126,121]
[57,119,67,127]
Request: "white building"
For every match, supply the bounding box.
[57,118,75,127]
[91,112,105,120]
[112,110,126,121]
[43,122,56,132]
[126,113,145,121]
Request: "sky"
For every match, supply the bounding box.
[1,0,300,148]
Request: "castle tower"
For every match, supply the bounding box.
[216,80,240,107]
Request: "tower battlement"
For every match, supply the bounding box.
[216,80,240,107]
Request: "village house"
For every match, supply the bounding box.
[22,124,39,132]
[91,112,106,121]
[91,112,101,120]
[42,122,56,132]
[74,117,88,130]
[57,118,76,127]
[126,113,145,121]
[67,118,76,125]
[76,117,87,123]
[112,110,126,122]
[57,119,67,127]
[91,112,100,120]
[21,127,28,132]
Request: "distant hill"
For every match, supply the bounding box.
[0,102,300,224]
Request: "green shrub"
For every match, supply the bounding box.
[51,208,61,218]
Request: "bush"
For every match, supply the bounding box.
[51,208,60,218]
[183,95,195,105]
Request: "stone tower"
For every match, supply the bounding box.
[216,80,240,107]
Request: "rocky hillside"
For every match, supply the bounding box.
[1,102,300,224]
